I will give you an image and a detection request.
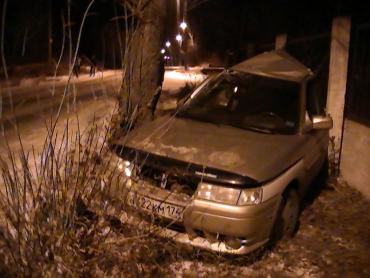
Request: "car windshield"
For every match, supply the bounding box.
[177,72,301,134]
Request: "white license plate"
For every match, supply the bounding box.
[127,192,185,221]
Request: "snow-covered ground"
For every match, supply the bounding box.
[162,68,205,92]
[16,69,119,88]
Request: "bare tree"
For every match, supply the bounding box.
[119,0,167,128]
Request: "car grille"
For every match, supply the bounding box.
[137,164,198,196]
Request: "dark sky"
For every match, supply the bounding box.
[1,0,368,67]
[189,0,368,61]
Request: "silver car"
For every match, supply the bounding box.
[111,50,333,254]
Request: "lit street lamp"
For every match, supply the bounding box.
[176,34,183,42]
[180,21,187,30]
[160,48,165,54]
[165,41,171,48]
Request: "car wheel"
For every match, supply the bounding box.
[280,189,300,237]
[271,188,300,242]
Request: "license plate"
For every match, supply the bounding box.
[127,192,185,221]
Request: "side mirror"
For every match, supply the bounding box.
[312,115,333,130]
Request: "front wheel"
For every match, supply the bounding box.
[271,189,300,242]
[280,189,300,236]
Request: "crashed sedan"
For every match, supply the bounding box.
[111,50,333,254]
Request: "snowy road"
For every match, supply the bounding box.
[0,71,122,128]
[0,71,122,153]
[0,68,206,154]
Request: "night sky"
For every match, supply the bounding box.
[1,0,368,68]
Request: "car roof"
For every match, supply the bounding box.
[231,50,312,83]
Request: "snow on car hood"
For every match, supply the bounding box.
[116,116,307,182]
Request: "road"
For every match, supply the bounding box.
[0,71,122,153]
[0,71,122,128]
[0,68,205,154]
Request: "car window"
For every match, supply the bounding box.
[178,72,301,134]
[307,79,326,116]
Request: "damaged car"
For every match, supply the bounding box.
[111,50,333,254]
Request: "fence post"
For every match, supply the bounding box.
[275,33,287,50]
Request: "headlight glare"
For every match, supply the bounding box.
[124,167,132,177]
[118,159,133,177]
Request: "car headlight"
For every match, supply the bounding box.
[117,159,133,177]
[195,183,240,205]
[237,188,263,205]
[195,183,262,206]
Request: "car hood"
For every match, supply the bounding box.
[114,116,306,182]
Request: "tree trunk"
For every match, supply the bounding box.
[121,0,167,127]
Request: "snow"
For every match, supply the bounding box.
[162,68,206,92]
[1,70,122,90]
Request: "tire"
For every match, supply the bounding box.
[271,188,300,242]
[280,189,300,237]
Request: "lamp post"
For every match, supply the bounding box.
[176,34,183,66]
[178,21,189,69]
[175,34,182,43]
[180,21,187,31]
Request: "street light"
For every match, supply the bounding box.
[160,48,165,54]
[165,41,171,48]
[175,34,182,42]
[180,21,187,30]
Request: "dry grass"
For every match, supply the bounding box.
[0,0,189,275]
[0,115,229,277]
[0,118,110,276]
[0,119,132,276]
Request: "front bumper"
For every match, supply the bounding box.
[184,195,281,246]
[123,179,281,254]
[126,215,270,254]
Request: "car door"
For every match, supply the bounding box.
[301,78,329,187]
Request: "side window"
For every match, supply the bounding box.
[307,79,326,116]
[306,58,329,117]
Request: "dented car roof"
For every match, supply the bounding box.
[231,50,312,82]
